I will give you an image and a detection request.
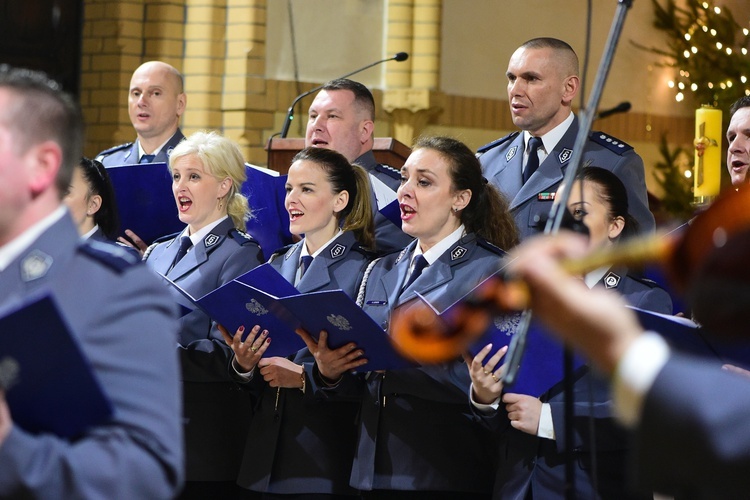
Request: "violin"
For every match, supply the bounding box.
[390,186,750,364]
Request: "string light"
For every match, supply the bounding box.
[656,1,750,106]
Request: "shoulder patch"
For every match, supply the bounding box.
[477,132,520,155]
[476,236,508,256]
[230,229,259,246]
[374,163,401,181]
[79,240,138,273]
[95,142,133,160]
[589,132,633,155]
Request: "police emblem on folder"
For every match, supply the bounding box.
[245,299,269,315]
[327,314,352,331]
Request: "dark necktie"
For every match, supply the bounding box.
[299,255,314,278]
[140,154,156,164]
[522,136,543,184]
[169,236,192,271]
[402,255,428,290]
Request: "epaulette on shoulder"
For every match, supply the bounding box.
[270,243,296,262]
[153,231,181,244]
[374,163,401,181]
[142,231,181,260]
[477,132,520,155]
[476,236,508,257]
[628,273,663,289]
[230,229,259,246]
[96,142,133,158]
[351,241,378,259]
[589,131,633,155]
[79,240,138,273]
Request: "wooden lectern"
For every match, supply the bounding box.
[265,137,411,175]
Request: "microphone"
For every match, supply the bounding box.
[596,101,631,119]
[279,52,409,138]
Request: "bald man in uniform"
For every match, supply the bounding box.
[478,37,654,240]
[97,61,186,166]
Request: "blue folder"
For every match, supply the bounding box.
[630,306,750,369]
[107,162,293,251]
[107,162,183,244]
[242,164,293,255]
[0,293,113,438]
[163,264,306,358]
[466,314,584,398]
[379,199,403,229]
[279,291,415,372]
[164,263,413,370]
[409,272,584,397]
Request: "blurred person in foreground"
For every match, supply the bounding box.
[0,65,183,498]
[484,229,750,498]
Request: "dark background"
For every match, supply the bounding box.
[0,0,83,95]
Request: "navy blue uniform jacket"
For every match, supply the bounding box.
[636,354,750,497]
[237,231,373,495]
[310,234,508,494]
[96,129,185,167]
[478,117,654,240]
[0,213,183,498]
[145,217,264,481]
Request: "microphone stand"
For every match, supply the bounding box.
[279,53,408,138]
[500,1,635,498]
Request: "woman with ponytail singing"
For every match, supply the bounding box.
[143,131,264,499]
[299,136,519,499]
[225,147,376,499]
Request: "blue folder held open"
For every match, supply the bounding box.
[630,306,750,369]
[163,264,413,370]
[279,290,415,372]
[108,162,293,252]
[0,293,113,439]
[379,199,403,229]
[408,272,584,398]
[242,164,293,255]
[107,162,183,245]
[162,264,306,358]
[466,314,584,398]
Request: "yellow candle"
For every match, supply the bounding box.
[693,106,722,201]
